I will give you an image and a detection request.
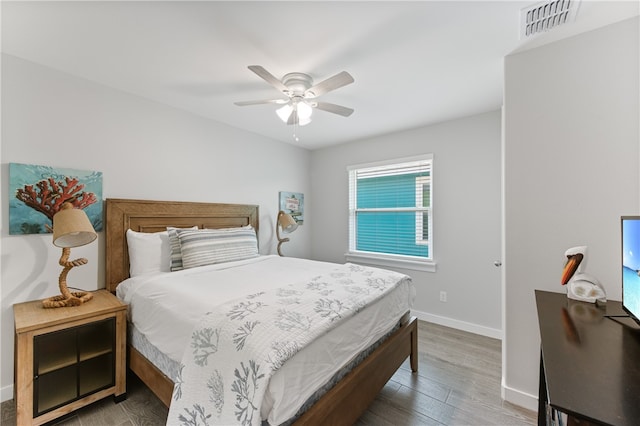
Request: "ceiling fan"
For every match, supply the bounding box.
[234,65,355,126]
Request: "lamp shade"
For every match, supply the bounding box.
[296,101,313,121]
[276,104,294,123]
[278,211,298,234]
[53,204,97,248]
[276,210,298,257]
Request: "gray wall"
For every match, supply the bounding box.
[0,54,311,400]
[310,110,503,337]
[502,17,639,409]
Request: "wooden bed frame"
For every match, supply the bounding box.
[105,198,418,425]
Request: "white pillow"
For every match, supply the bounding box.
[126,229,171,277]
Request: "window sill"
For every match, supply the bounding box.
[344,252,436,273]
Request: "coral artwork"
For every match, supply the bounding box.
[16,177,97,225]
[9,163,103,235]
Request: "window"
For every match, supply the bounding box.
[347,155,434,271]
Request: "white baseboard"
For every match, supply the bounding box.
[1,384,13,403]
[411,308,503,340]
[501,380,539,412]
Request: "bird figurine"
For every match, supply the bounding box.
[561,246,606,304]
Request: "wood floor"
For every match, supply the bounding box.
[1,321,536,425]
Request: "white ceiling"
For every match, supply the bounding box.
[2,1,638,149]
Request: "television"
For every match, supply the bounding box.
[621,216,640,324]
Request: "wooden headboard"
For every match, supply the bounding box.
[105,198,259,293]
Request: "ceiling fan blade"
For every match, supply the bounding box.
[314,102,354,117]
[304,71,354,98]
[248,65,289,94]
[234,99,288,106]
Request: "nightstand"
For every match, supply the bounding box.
[13,290,127,426]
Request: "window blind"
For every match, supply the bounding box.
[348,156,432,260]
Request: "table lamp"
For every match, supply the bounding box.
[43,202,97,308]
[276,210,298,256]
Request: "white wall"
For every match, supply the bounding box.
[503,17,639,410]
[310,110,503,337]
[0,54,311,401]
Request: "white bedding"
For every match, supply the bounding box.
[116,255,415,424]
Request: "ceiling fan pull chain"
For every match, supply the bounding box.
[293,116,300,142]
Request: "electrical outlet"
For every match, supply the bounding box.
[440,291,447,302]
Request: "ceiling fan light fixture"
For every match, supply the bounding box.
[296,101,313,121]
[276,100,313,125]
[276,104,293,123]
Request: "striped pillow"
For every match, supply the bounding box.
[167,226,198,272]
[176,226,259,269]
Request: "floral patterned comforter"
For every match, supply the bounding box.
[166,262,410,426]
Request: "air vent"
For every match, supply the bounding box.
[520,0,581,38]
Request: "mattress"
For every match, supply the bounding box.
[116,255,414,424]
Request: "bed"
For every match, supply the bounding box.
[105,198,418,425]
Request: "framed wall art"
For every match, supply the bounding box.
[9,163,103,235]
[279,191,304,225]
